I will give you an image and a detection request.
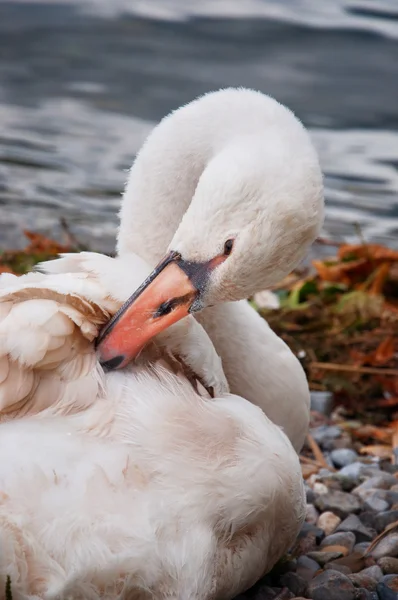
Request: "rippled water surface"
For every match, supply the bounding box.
[1,0,398,252]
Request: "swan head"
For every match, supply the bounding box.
[97,96,324,369]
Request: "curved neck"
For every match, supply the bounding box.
[117,88,295,265]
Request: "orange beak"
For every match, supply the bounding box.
[96,251,224,370]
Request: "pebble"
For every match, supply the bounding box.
[369,533,398,560]
[308,569,356,600]
[382,574,398,589]
[310,391,333,416]
[355,542,371,554]
[315,491,362,518]
[307,550,344,566]
[330,448,359,468]
[375,510,398,533]
[311,425,342,447]
[348,572,378,590]
[317,511,341,536]
[324,562,352,574]
[336,514,374,543]
[320,532,356,553]
[337,461,368,483]
[376,582,398,600]
[364,494,390,513]
[359,565,384,582]
[305,484,316,504]
[305,503,319,525]
[353,475,396,498]
[279,572,308,597]
[296,555,320,575]
[378,556,398,574]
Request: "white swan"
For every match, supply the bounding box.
[0,88,323,600]
[100,87,324,452]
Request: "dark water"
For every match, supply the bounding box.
[1,0,398,253]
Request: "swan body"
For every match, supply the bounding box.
[0,252,304,599]
[0,87,323,598]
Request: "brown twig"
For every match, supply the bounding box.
[310,362,398,377]
[306,433,335,471]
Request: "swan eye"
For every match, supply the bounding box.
[223,239,234,256]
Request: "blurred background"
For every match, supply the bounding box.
[1,0,398,254]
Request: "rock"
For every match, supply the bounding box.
[359,565,383,582]
[364,494,390,513]
[305,504,319,525]
[279,572,308,597]
[311,425,342,448]
[308,569,356,600]
[375,510,398,534]
[355,590,379,600]
[310,391,333,416]
[324,562,352,574]
[296,555,320,574]
[313,482,329,495]
[298,522,325,544]
[353,475,396,498]
[381,574,398,590]
[317,512,341,536]
[315,491,362,518]
[252,584,279,600]
[324,552,365,574]
[305,485,316,504]
[369,533,398,560]
[386,491,398,506]
[359,511,377,530]
[348,573,378,590]
[320,532,356,553]
[336,514,374,543]
[355,542,371,555]
[337,462,368,483]
[307,550,345,566]
[378,556,398,574]
[330,448,358,468]
[376,582,398,600]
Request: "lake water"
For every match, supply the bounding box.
[1,0,398,253]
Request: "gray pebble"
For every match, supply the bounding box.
[315,491,362,519]
[386,491,398,506]
[370,533,398,560]
[321,531,356,552]
[310,391,333,416]
[330,448,359,468]
[348,572,378,591]
[376,581,398,600]
[364,494,390,513]
[279,572,308,597]
[336,514,374,543]
[325,562,352,575]
[359,565,384,582]
[375,510,398,534]
[311,425,342,445]
[378,556,398,574]
[296,555,320,573]
[355,542,371,554]
[355,475,397,496]
[308,569,356,600]
[307,550,344,566]
[305,484,316,504]
[305,503,319,525]
[337,462,368,482]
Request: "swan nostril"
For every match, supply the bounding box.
[153,299,177,319]
[100,355,125,370]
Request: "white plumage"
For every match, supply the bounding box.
[0,87,324,599]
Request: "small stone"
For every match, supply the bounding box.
[369,533,398,560]
[336,514,374,543]
[355,542,371,555]
[386,491,398,505]
[252,584,278,600]
[311,425,342,447]
[307,550,344,566]
[313,482,329,495]
[297,522,325,544]
[308,569,356,600]
[359,511,377,530]
[353,475,396,498]
[381,574,398,589]
[378,556,398,574]
[325,552,365,574]
[296,555,320,574]
[376,581,398,600]
[375,510,398,534]
[338,462,368,483]
[359,565,383,582]
[348,573,377,590]
[305,484,316,504]
[310,391,333,416]
[305,503,319,525]
[364,494,390,513]
[279,572,308,597]
[330,448,358,468]
[355,590,379,600]
[320,532,356,553]
[324,562,352,574]
[317,512,341,536]
[315,491,362,518]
